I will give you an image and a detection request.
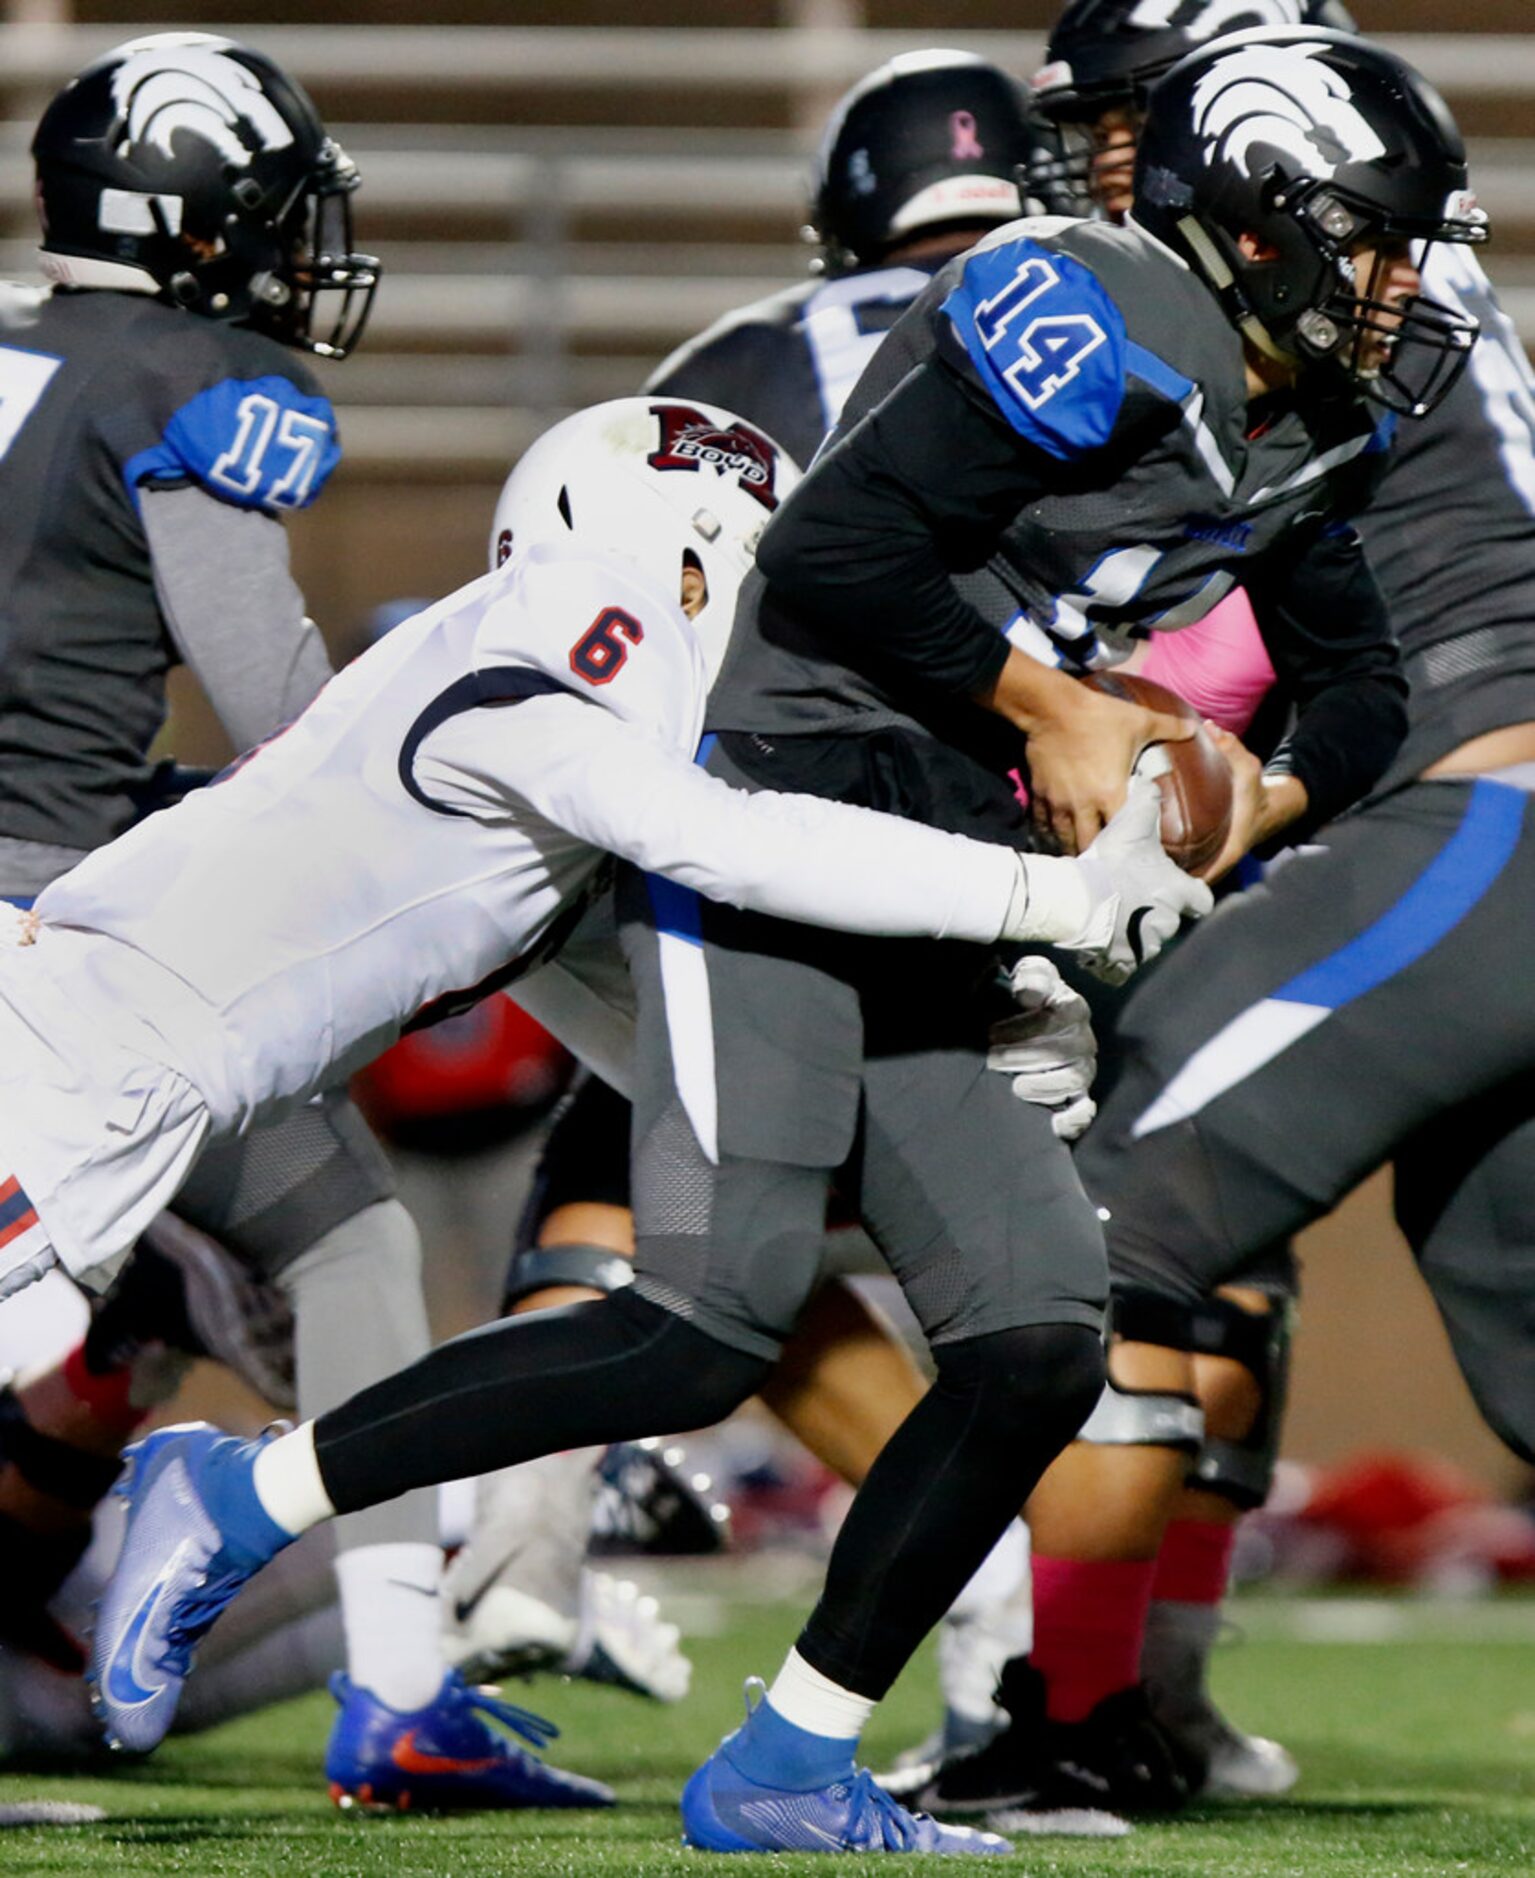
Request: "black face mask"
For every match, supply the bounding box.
[248,145,380,361]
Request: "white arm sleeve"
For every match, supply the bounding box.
[413,691,1018,944]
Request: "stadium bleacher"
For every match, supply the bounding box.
[2,2,1529,630]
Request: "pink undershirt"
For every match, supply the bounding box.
[1131,588,1276,736]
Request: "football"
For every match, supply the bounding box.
[1081,670,1235,877]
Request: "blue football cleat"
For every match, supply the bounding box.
[681,1733,1014,1855]
[88,1422,289,1754]
[325,1670,616,1812]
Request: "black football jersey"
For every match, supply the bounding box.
[0,285,340,854]
[645,261,943,470]
[710,215,1404,838]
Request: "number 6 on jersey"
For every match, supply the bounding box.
[570,606,644,685]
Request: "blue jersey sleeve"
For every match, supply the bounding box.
[124,373,341,514]
[941,238,1128,459]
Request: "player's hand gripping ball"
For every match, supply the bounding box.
[1080,671,1234,877]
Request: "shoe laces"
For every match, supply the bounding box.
[838,1769,929,1852]
[454,1676,561,1753]
[162,1566,245,1675]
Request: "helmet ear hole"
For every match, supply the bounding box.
[556,486,574,530]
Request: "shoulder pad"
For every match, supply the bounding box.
[474,544,704,748]
[125,372,341,514]
[941,236,1128,458]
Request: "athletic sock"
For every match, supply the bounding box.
[334,1541,446,1713]
[1151,1517,1237,1608]
[252,1421,335,1537]
[1029,1554,1158,1723]
[1143,1519,1238,1716]
[725,1651,866,1791]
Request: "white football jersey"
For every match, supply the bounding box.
[36,540,1015,1135]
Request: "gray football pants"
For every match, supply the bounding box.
[1079,775,1535,1462]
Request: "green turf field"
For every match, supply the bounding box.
[3,1584,1534,1876]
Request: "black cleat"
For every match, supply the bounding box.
[907,1660,1190,1820]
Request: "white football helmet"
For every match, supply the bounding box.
[489,398,800,664]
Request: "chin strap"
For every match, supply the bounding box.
[1174,215,1292,368]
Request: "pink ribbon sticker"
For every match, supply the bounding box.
[950,110,984,162]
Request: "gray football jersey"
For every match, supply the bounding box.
[0,286,340,855]
[1360,247,1535,783]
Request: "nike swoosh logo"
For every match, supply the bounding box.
[385,1579,440,1600]
[103,1541,196,1710]
[798,1822,848,1850]
[390,1731,500,1777]
[740,1799,846,1851]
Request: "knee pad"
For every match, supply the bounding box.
[1069,1290,1205,1453]
[1077,1376,1204,1453]
[1185,1289,1293,1510]
[502,1242,635,1311]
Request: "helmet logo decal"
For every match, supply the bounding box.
[1128,0,1307,35]
[110,41,294,168]
[950,111,985,161]
[1191,42,1386,180]
[647,404,781,513]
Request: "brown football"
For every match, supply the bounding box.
[1081,670,1234,877]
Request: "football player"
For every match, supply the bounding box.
[904,0,1535,1831]
[89,28,1469,1858]
[0,31,552,1812]
[454,48,1061,1748]
[0,381,1196,1789]
[891,0,1350,1821]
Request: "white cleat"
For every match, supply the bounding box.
[1197,1720,1299,1799]
[445,1563,691,1702]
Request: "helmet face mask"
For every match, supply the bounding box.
[1131,28,1487,415]
[32,32,380,357]
[490,399,801,672]
[1027,2,1359,220]
[808,50,1037,273]
[1254,178,1482,416]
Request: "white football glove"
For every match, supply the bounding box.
[988,956,1098,1141]
[1000,775,1213,985]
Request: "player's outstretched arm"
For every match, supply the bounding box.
[419,693,1210,970]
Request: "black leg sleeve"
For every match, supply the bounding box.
[313,1289,769,1515]
[797,1322,1104,1701]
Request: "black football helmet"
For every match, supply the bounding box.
[808,51,1043,273]
[1029,0,1357,216]
[1133,28,1486,415]
[32,32,379,358]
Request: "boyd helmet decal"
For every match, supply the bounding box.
[1191,41,1386,180]
[646,404,782,512]
[1128,0,1308,34]
[109,37,295,167]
